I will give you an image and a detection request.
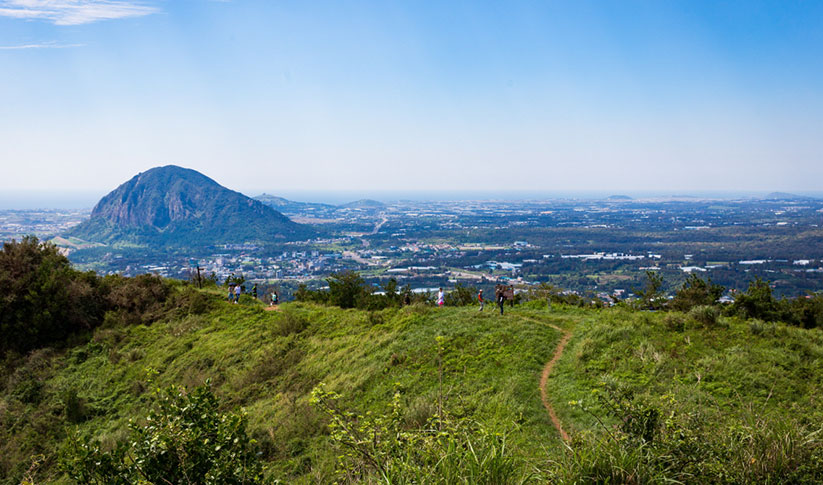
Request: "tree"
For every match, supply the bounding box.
[635,270,664,310]
[383,278,399,306]
[327,271,370,309]
[782,294,823,329]
[445,283,477,306]
[400,284,415,305]
[60,382,266,484]
[225,273,246,287]
[731,277,779,321]
[669,274,724,312]
[0,236,105,354]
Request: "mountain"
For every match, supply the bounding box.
[764,192,816,201]
[340,198,386,209]
[254,193,336,213]
[67,165,314,245]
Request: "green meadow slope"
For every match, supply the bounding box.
[1,294,573,483]
[3,289,823,483]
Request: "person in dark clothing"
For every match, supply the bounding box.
[495,286,505,315]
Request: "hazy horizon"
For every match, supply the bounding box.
[3,187,822,211]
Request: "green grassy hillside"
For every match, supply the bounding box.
[3,290,823,483]
[1,293,571,483]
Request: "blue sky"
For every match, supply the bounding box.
[2,1,823,195]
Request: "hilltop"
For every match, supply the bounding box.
[1,291,565,483]
[340,198,386,209]
[254,193,336,213]
[2,285,822,482]
[67,166,314,246]
[764,191,817,201]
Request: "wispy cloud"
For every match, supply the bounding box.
[0,1,157,25]
[0,41,85,49]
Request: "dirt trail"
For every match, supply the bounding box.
[539,324,572,442]
[263,305,281,312]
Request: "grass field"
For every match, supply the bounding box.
[3,290,823,483]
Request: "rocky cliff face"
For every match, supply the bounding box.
[68,165,313,245]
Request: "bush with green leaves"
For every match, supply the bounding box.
[60,381,268,484]
[0,236,105,355]
[635,270,665,310]
[101,273,174,326]
[669,274,724,312]
[296,273,423,310]
[731,277,780,321]
[310,384,528,484]
[554,378,823,484]
[663,313,686,332]
[689,304,721,327]
[445,283,477,306]
[781,293,823,329]
[327,271,370,309]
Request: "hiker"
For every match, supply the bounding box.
[437,288,445,307]
[227,285,234,302]
[234,284,241,303]
[478,289,485,311]
[497,287,505,315]
[252,284,258,300]
[403,292,411,306]
[270,290,279,306]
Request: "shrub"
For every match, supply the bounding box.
[62,388,91,424]
[689,305,720,327]
[780,294,823,329]
[555,379,823,484]
[10,369,43,404]
[164,286,213,318]
[296,272,416,310]
[327,271,370,309]
[367,311,384,326]
[0,236,105,355]
[310,384,527,484]
[60,381,266,484]
[274,312,309,336]
[293,283,328,304]
[445,283,477,306]
[749,319,776,337]
[635,270,665,310]
[731,277,780,321]
[663,313,686,332]
[102,273,172,326]
[669,274,724,312]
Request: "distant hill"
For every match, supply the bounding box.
[254,193,336,212]
[764,192,816,201]
[340,198,386,209]
[607,195,633,201]
[67,165,314,246]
